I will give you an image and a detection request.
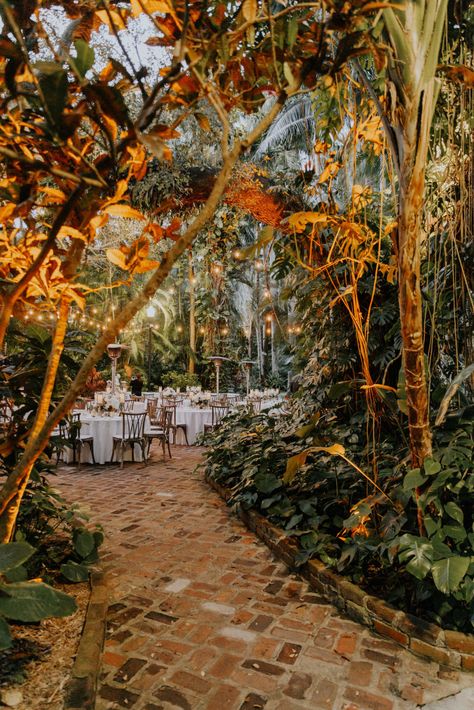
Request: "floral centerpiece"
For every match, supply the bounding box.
[162,387,176,397]
[189,391,212,409]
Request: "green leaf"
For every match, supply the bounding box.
[73,39,95,78]
[398,534,433,580]
[403,468,427,490]
[38,66,68,126]
[423,458,441,475]
[0,582,77,621]
[431,556,470,594]
[5,565,28,583]
[0,542,35,573]
[0,616,12,651]
[60,561,90,583]
[254,473,282,494]
[444,501,464,524]
[74,530,95,558]
[287,16,298,48]
[442,525,467,543]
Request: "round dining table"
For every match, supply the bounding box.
[63,407,149,465]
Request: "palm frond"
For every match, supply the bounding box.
[255,96,315,158]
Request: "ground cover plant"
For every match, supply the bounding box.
[203,398,474,632]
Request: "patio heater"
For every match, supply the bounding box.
[145,304,156,389]
[208,355,231,395]
[240,359,256,396]
[107,343,123,395]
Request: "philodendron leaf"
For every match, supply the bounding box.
[444,501,464,525]
[254,473,282,494]
[0,616,12,650]
[74,530,95,558]
[398,534,433,580]
[0,582,77,622]
[0,542,35,574]
[403,468,427,491]
[423,458,441,475]
[431,556,470,594]
[61,561,90,583]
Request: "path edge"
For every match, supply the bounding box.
[63,568,109,709]
[204,473,474,672]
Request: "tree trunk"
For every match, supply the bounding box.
[0,296,71,542]
[398,132,433,467]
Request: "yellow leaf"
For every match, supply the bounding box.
[106,248,128,269]
[40,187,66,204]
[287,212,328,233]
[104,204,145,220]
[283,444,346,484]
[242,0,257,22]
[95,9,127,31]
[131,258,160,274]
[283,452,309,484]
[352,185,372,209]
[57,226,87,241]
[318,161,341,184]
[131,0,168,17]
[194,112,211,131]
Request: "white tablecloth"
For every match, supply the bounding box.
[63,411,149,464]
[175,407,213,445]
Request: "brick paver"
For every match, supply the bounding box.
[56,447,472,709]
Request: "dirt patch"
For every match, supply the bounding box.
[0,582,89,710]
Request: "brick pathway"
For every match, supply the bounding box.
[56,447,472,710]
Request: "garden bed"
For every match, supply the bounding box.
[0,581,89,709]
[206,473,474,672]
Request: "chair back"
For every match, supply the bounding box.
[211,403,229,427]
[124,399,135,412]
[59,412,82,441]
[162,402,177,426]
[146,398,158,418]
[121,411,147,440]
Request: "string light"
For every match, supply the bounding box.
[255,260,264,271]
[233,249,241,259]
[265,313,273,322]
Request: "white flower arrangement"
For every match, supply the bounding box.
[189,391,212,408]
[187,386,202,394]
[162,387,176,397]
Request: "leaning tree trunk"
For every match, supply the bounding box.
[188,251,196,375]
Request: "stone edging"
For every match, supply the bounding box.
[64,569,109,709]
[205,474,474,672]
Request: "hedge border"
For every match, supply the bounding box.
[205,474,474,672]
[63,569,109,709]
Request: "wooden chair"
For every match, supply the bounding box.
[146,398,158,419]
[146,407,173,459]
[163,399,189,445]
[204,403,230,433]
[57,413,95,467]
[111,411,148,468]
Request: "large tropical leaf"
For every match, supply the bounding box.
[431,556,470,594]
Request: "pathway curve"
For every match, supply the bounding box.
[56,448,472,710]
